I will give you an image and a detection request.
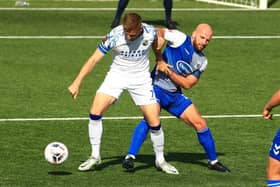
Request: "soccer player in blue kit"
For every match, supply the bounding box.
[263,89,280,187]
[122,23,231,174]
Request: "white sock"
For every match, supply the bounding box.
[150,127,165,164]
[88,118,103,160]
[125,154,136,160]
[210,159,218,165]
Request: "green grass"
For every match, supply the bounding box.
[3,0,279,8]
[1,1,280,186]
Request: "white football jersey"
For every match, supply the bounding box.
[98,23,157,74]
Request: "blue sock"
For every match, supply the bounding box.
[127,119,150,156]
[197,128,217,162]
[163,0,172,21]
[114,0,129,20]
[268,180,280,187]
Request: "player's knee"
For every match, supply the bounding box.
[145,116,160,127]
[191,118,207,131]
[200,117,207,127]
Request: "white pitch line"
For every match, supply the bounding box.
[0,36,103,39]
[214,36,280,39]
[1,36,280,39]
[52,0,118,1]
[1,7,280,11]
[0,114,279,122]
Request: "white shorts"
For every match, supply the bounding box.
[97,70,157,106]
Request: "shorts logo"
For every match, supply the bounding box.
[273,144,280,155]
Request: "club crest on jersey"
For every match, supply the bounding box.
[175,60,193,76]
[142,40,149,46]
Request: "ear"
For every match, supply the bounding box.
[191,31,196,38]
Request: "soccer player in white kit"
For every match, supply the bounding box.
[68,13,176,172]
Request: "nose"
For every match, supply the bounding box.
[203,39,208,45]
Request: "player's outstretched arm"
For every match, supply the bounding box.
[263,89,280,119]
[68,49,105,99]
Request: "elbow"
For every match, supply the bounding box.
[181,84,193,90]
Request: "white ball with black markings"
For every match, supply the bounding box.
[44,142,68,165]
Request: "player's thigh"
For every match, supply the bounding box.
[128,77,156,106]
[180,104,207,130]
[267,157,280,179]
[90,92,116,115]
[92,72,125,114]
[140,103,160,126]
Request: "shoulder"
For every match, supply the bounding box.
[100,25,125,49]
[165,29,186,38]
[192,52,208,72]
[142,23,157,37]
[109,25,125,37]
[165,29,187,48]
[142,23,156,32]
[194,50,208,63]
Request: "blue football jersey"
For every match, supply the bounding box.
[153,30,208,92]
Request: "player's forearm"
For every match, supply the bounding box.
[264,89,280,111]
[156,28,166,50]
[152,39,163,62]
[74,63,93,84]
[74,49,104,85]
[168,71,197,90]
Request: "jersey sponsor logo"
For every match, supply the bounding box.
[120,49,146,58]
[175,60,193,76]
[273,144,280,155]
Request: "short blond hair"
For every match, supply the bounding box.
[123,13,142,32]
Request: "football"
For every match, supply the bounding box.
[44,142,69,165]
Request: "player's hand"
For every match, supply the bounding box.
[156,61,172,75]
[263,108,272,120]
[68,83,79,99]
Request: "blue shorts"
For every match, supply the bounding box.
[153,85,192,118]
[269,128,280,161]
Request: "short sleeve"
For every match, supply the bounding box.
[164,29,187,48]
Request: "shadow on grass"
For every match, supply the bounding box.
[268,0,278,7]
[48,171,72,175]
[142,19,180,28]
[92,152,226,172]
